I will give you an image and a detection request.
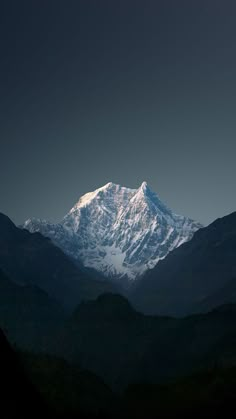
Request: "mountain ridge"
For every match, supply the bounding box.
[131,211,236,316]
[0,212,117,310]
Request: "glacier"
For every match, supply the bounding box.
[22,182,202,282]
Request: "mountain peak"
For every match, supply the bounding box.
[74,182,153,210]
[73,182,129,210]
[103,181,114,189]
[137,181,154,197]
[140,181,148,190]
[137,181,151,195]
[23,183,202,281]
[134,182,168,212]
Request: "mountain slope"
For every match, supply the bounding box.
[131,211,236,316]
[50,293,175,388]
[23,182,201,281]
[3,323,236,419]
[0,328,46,418]
[50,293,236,390]
[0,213,117,309]
[0,268,66,351]
[21,351,116,417]
[196,276,236,313]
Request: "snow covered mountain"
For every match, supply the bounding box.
[22,182,202,282]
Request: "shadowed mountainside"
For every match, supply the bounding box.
[0,212,118,310]
[131,212,236,316]
[0,327,46,418]
[0,267,66,351]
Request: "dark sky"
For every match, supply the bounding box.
[1,1,236,226]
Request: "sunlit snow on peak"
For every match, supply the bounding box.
[23,182,202,282]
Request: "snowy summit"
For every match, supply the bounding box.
[23,182,202,281]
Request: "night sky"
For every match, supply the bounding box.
[1,1,236,226]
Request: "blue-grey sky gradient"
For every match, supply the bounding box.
[1,1,236,225]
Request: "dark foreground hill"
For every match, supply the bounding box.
[0,325,116,418]
[21,351,116,418]
[0,327,46,418]
[131,211,236,316]
[19,348,236,419]
[2,325,236,419]
[0,212,117,309]
[49,293,236,390]
[122,367,236,419]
